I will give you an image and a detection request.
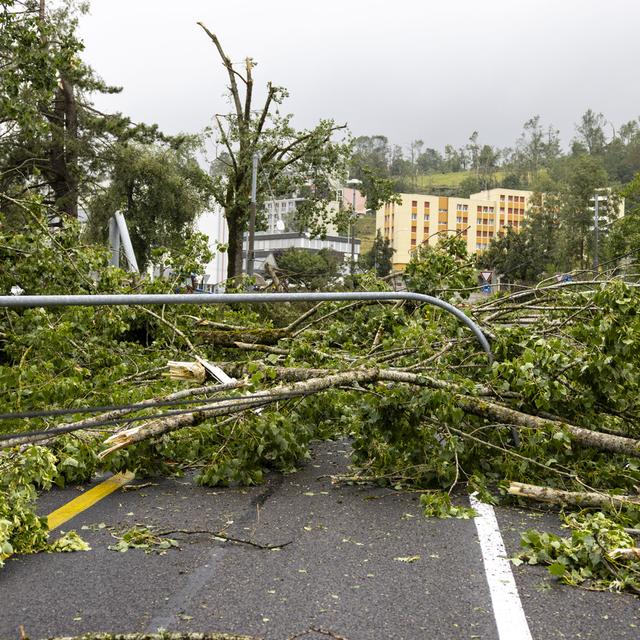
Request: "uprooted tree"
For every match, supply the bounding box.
[197,24,352,280]
[2,213,640,593]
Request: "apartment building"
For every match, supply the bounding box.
[243,187,364,273]
[377,188,533,270]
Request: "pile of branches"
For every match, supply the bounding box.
[2,259,640,590]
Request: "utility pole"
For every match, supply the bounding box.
[593,193,599,272]
[346,178,362,275]
[246,152,259,276]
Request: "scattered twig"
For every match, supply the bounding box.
[157,528,292,550]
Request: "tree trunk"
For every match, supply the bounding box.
[455,396,640,458]
[226,208,246,281]
[61,76,78,218]
[47,78,78,220]
[508,481,640,510]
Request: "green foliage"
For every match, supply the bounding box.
[86,142,216,270]
[605,172,640,269]
[420,492,477,519]
[274,247,343,290]
[108,526,178,554]
[0,1,166,222]
[357,166,402,213]
[516,512,640,593]
[404,235,476,300]
[0,445,56,565]
[360,230,394,276]
[48,530,91,553]
[5,203,640,600]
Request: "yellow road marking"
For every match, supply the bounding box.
[1,471,134,564]
[47,471,135,530]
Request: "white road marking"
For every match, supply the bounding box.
[470,493,533,640]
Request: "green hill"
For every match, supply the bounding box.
[405,170,507,193]
[354,213,376,254]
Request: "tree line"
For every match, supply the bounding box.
[350,111,640,198]
[4,1,640,285]
[1,1,350,282]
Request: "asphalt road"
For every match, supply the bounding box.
[1,440,639,640]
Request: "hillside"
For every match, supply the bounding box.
[354,213,376,254]
[394,170,507,194]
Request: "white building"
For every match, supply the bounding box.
[196,204,228,291]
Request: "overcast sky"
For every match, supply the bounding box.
[77,0,640,156]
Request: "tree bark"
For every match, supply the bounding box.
[226,206,246,282]
[99,369,380,456]
[455,396,640,458]
[507,481,640,509]
[46,79,78,220]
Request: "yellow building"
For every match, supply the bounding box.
[378,188,533,270]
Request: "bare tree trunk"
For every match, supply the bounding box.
[508,481,640,510]
[455,396,640,458]
[99,369,381,456]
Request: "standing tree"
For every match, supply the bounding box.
[86,140,216,270]
[0,0,164,226]
[555,154,610,269]
[574,109,607,156]
[198,25,351,281]
[361,229,394,276]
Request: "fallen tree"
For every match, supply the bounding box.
[3,222,640,592]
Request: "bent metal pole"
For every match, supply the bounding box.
[0,291,492,362]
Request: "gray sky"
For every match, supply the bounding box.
[78,0,640,154]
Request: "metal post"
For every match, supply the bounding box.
[247,152,259,276]
[0,291,493,363]
[114,212,139,273]
[108,217,120,268]
[593,194,599,272]
[350,187,356,274]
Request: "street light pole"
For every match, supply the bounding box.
[593,194,599,272]
[346,178,362,275]
[246,152,259,276]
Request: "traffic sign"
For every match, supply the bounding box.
[481,271,493,283]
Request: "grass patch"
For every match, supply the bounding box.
[354,214,376,254]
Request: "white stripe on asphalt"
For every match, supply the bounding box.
[469,493,533,640]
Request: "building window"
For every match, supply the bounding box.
[411,213,417,221]
[411,238,416,246]
[424,201,430,208]
[424,213,430,221]
[412,200,418,207]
